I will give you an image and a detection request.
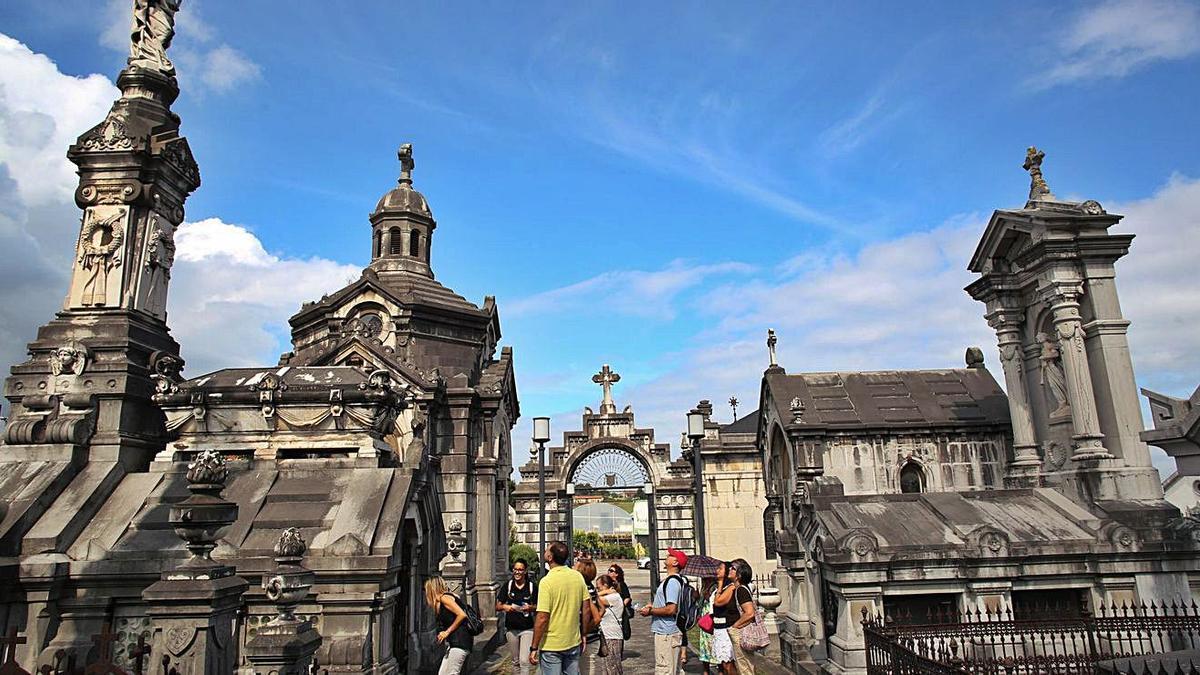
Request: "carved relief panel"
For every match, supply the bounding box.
[68,205,131,309]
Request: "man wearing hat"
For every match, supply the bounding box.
[639,547,688,674]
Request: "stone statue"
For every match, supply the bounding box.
[405,408,427,457]
[767,329,778,367]
[1023,146,1054,202]
[1037,332,1070,417]
[128,0,184,76]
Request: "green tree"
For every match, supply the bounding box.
[509,543,539,572]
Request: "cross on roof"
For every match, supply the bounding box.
[592,364,621,413]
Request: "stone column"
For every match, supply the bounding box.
[986,306,1041,482]
[244,528,322,675]
[1045,285,1112,461]
[143,450,248,675]
[380,228,393,257]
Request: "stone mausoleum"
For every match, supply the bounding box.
[752,150,1200,673]
[0,3,516,673]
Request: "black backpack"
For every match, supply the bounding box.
[448,594,485,636]
[463,601,485,636]
[666,576,701,633]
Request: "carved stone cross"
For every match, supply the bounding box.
[592,364,621,413]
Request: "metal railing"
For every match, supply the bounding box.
[863,599,1200,674]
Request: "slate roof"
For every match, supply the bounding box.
[62,463,416,573]
[814,488,1101,561]
[722,410,760,434]
[765,368,1009,430]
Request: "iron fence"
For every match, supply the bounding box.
[863,598,1200,674]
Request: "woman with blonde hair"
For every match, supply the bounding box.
[425,576,473,675]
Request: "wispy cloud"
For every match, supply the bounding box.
[1032,0,1200,89]
[507,259,754,320]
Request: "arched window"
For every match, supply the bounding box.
[900,462,924,494]
[410,229,421,257]
[388,228,403,255]
[373,230,381,258]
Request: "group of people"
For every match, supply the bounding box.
[427,541,758,675]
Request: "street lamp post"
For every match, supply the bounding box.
[687,410,707,556]
[532,417,551,572]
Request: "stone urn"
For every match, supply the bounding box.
[757,586,783,634]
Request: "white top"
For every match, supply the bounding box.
[599,591,623,640]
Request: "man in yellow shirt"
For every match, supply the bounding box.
[529,541,590,674]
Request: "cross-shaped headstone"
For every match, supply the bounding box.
[592,365,620,412]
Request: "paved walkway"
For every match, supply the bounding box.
[471,561,808,675]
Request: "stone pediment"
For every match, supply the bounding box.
[300,334,443,390]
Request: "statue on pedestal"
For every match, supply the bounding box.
[1037,332,1070,417]
[129,0,184,76]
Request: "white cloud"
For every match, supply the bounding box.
[194,44,261,93]
[1034,0,1200,88]
[0,35,342,382]
[100,0,261,94]
[168,218,360,376]
[547,179,1200,479]
[0,35,118,206]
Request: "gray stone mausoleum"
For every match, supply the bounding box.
[0,3,516,673]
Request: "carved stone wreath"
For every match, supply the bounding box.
[80,211,125,259]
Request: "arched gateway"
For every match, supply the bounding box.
[514,366,697,586]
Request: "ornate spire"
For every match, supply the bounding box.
[398,143,414,187]
[1023,146,1056,204]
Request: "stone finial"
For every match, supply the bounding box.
[264,528,313,624]
[1023,146,1056,203]
[696,400,714,420]
[171,450,238,575]
[398,143,415,186]
[274,527,307,559]
[965,346,986,369]
[186,448,227,486]
[767,329,778,367]
[446,518,466,562]
[789,397,805,424]
[246,527,321,674]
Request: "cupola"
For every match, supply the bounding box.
[369,143,436,277]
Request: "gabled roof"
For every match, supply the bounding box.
[764,367,1009,431]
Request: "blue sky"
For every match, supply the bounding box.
[1,1,1198,469]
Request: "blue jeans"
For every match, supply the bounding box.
[539,645,581,675]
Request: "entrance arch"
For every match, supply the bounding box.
[512,369,697,590]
